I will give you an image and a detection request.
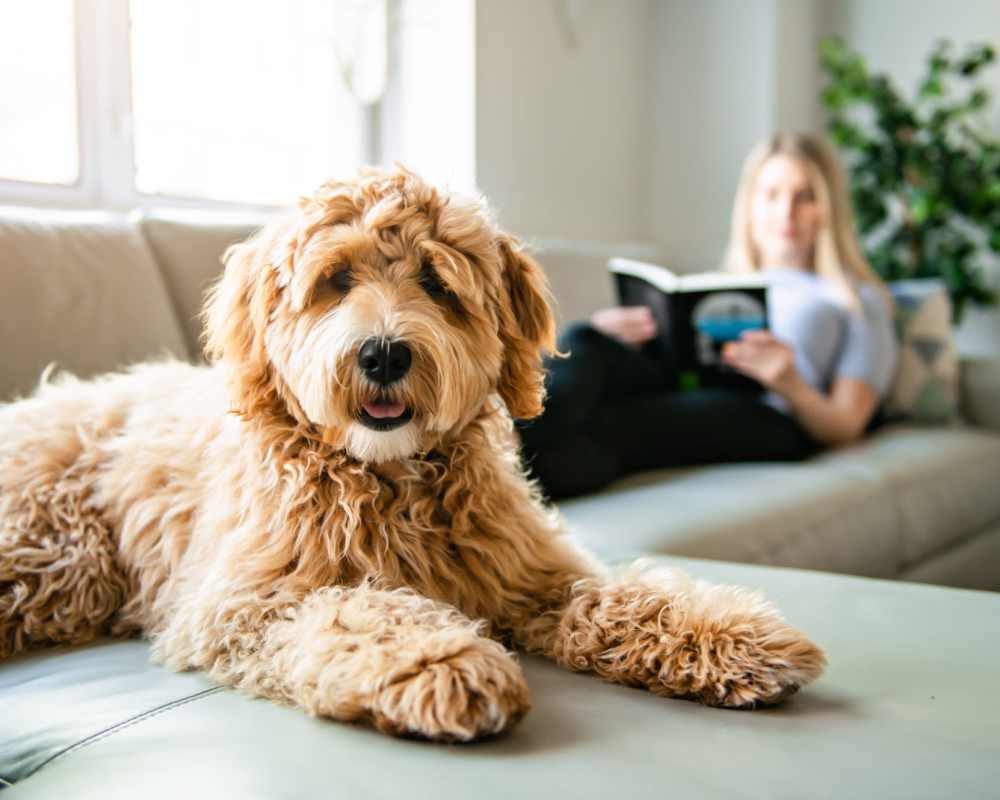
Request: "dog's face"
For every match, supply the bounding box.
[203,168,555,463]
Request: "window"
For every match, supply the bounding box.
[0,0,474,211]
[0,1,79,186]
[129,0,375,206]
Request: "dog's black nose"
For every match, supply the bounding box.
[358,338,412,385]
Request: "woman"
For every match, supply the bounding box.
[518,133,898,500]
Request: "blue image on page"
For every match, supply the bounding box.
[692,292,767,366]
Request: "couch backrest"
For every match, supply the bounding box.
[531,248,616,329]
[136,210,265,359]
[0,208,189,401]
[0,206,621,404]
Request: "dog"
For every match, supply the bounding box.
[0,168,825,741]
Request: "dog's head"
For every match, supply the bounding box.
[203,167,556,463]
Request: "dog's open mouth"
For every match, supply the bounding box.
[358,399,414,431]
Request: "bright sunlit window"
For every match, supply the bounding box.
[394,0,475,194]
[0,0,80,185]
[130,0,378,206]
[0,0,474,210]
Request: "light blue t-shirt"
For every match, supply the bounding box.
[763,267,898,413]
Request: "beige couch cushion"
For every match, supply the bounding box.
[826,424,1000,569]
[961,357,1000,434]
[0,208,188,401]
[136,210,266,359]
[560,424,1000,581]
[561,453,901,577]
[900,520,1000,591]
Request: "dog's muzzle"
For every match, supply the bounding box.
[357,337,414,431]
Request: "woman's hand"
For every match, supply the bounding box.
[590,306,657,345]
[724,329,880,447]
[722,329,800,395]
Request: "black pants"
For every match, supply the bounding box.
[516,323,822,500]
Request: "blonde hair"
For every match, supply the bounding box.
[724,133,891,313]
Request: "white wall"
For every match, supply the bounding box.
[774,0,825,134]
[388,0,477,195]
[648,0,773,272]
[472,0,826,267]
[474,0,654,245]
[647,0,829,272]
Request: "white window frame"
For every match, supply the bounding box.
[0,0,383,213]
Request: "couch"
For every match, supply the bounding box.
[4,557,999,800]
[2,206,999,797]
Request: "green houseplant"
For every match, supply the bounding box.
[819,37,1000,323]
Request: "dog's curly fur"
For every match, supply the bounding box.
[0,168,825,740]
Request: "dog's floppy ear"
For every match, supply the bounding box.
[202,221,289,420]
[495,234,557,419]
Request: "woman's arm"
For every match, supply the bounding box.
[777,373,879,446]
[722,330,879,447]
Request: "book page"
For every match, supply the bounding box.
[607,258,678,292]
[609,257,769,293]
[674,272,769,292]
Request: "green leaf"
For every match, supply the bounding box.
[821,85,848,109]
[928,40,953,73]
[958,43,996,76]
[819,36,845,65]
[830,119,866,149]
[968,88,989,110]
[928,107,953,130]
[919,77,943,98]
[959,60,977,76]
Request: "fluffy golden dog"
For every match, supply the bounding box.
[0,168,824,740]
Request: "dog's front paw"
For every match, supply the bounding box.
[649,581,827,710]
[663,615,826,710]
[574,569,826,710]
[369,637,531,742]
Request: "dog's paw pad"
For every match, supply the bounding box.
[715,677,802,710]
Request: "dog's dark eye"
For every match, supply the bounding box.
[328,268,354,295]
[420,264,467,319]
[419,265,447,299]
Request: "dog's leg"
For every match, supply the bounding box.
[442,457,825,710]
[514,562,826,709]
[156,582,531,741]
[1,376,138,659]
[0,476,130,658]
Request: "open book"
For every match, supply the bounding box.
[608,258,770,392]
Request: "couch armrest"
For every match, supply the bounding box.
[961,357,1000,432]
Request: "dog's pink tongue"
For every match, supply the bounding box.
[363,401,406,419]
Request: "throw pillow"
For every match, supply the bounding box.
[885,279,960,423]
